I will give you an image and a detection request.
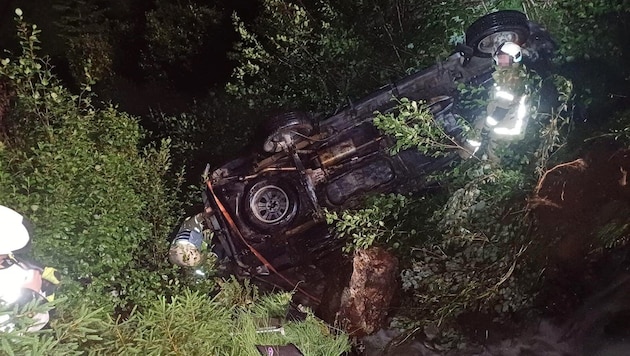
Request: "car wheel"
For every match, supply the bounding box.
[465,10,530,58]
[244,178,299,232]
[262,111,313,153]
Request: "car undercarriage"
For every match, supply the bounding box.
[168,10,556,285]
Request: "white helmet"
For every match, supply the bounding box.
[493,41,523,67]
[0,205,30,254]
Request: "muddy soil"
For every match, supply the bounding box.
[533,143,630,318]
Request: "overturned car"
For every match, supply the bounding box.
[169,11,555,276]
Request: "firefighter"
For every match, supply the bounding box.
[0,205,60,331]
[465,41,531,161]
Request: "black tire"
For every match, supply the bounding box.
[243,178,300,232]
[465,10,530,58]
[262,111,313,153]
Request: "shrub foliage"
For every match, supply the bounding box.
[0,279,350,355]
[0,10,184,313]
[0,10,349,354]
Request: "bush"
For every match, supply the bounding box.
[226,0,502,113]
[523,0,629,63]
[227,0,377,112]
[0,9,188,314]
[146,92,258,185]
[0,13,351,355]
[328,58,574,345]
[141,0,222,83]
[0,279,350,355]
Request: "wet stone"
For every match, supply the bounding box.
[328,247,399,337]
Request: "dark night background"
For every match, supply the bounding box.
[0,0,260,115]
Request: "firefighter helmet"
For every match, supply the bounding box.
[493,41,523,67]
[0,205,30,254]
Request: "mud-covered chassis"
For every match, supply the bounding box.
[169,11,555,275]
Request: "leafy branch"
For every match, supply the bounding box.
[373,97,469,157]
[325,193,409,252]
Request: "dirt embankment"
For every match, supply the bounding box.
[532,143,630,316]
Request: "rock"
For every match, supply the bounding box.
[322,247,399,337]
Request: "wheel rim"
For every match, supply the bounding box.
[250,185,290,224]
[477,31,522,54]
[263,132,291,153]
